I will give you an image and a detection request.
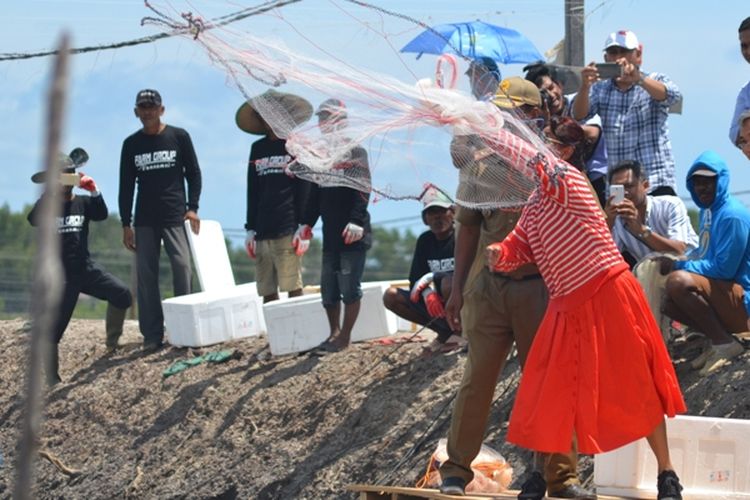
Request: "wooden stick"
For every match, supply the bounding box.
[14,33,70,500]
[38,450,82,477]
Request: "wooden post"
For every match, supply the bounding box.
[15,33,70,499]
[564,0,585,66]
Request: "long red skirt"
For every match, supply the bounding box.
[506,267,686,454]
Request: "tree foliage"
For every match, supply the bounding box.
[0,203,423,318]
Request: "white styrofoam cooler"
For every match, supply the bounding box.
[163,285,266,347]
[263,282,398,355]
[595,415,750,499]
[162,221,268,347]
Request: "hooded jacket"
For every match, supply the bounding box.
[675,150,750,313]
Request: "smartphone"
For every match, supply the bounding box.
[596,63,623,80]
[59,173,80,186]
[609,184,625,204]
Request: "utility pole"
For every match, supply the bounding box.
[564,0,585,66]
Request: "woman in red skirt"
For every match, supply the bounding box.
[485,118,686,500]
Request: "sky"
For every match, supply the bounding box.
[2,0,750,247]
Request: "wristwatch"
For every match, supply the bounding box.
[637,226,652,239]
[636,71,647,86]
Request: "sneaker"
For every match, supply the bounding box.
[657,470,683,500]
[518,471,547,500]
[699,340,744,376]
[548,483,597,499]
[438,476,466,496]
[689,339,713,370]
[142,340,165,353]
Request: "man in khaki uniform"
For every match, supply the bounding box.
[438,77,594,500]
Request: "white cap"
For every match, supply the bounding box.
[604,30,640,51]
[691,168,718,178]
[421,185,453,211]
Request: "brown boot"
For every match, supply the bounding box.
[105,304,127,351]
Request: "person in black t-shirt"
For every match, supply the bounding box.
[119,89,202,351]
[29,153,132,384]
[235,89,313,303]
[383,185,460,355]
[300,99,371,352]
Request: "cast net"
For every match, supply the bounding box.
[141,0,566,210]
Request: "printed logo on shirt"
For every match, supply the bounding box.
[428,257,455,273]
[57,215,84,234]
[134,150,177,172]
[253,155,292,176]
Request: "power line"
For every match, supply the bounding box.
[0,0,303,62]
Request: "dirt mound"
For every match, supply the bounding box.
[0,318,748,499]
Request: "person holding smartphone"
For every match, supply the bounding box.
[604,159,698,268]
[572,30,682,197]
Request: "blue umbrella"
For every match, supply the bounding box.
[400,21,544,64]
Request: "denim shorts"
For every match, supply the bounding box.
[321,249,366,306]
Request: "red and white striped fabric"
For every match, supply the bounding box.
[491,164,624,298]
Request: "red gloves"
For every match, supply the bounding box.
[78,173,98,193]
[410,272,434,302]
[245,230,256,259]
[422,289,446,318]
[292,224,312,256]
[410,272,445,318]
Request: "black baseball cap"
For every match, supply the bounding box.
[135,89,162,107]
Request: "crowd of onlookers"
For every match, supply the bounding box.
[27,19,750,500]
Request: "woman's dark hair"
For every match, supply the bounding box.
[547,116,591,171]
[739,16,750,32]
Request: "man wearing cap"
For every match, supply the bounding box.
[655,151,748,377]
[729,17,750,146]
[236,89,314,304]
[382,185,459,356]
[440,77,595,499]
[29,150,132,383]
[119,89,202,351]
[466,57,502,101]
[300,98,372,352]
[605,159,698,266]
[573,30,682,196]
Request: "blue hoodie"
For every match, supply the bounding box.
[675,150,750,313]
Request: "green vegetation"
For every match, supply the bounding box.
[0,202,418,318]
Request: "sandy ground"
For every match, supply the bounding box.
[0,317,748,499]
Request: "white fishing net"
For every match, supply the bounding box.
[142,1,566,209]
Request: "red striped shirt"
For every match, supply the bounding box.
[493,165,624,298]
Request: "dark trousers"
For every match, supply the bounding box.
[135,225,192,344]
[394,288,454,342]
[54,263,132,343]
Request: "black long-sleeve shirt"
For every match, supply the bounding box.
[245,136,311,240]
[302,145,371,252]
[28,194,108,274]
[119,125,202,227]
[408,229,456,289]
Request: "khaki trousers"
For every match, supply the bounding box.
[439,268,579,492]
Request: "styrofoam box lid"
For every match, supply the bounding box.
[263,282,387,311]
[185,219,235,292]
[164,287,259,306]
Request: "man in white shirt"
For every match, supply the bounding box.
[606,159,698,266]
